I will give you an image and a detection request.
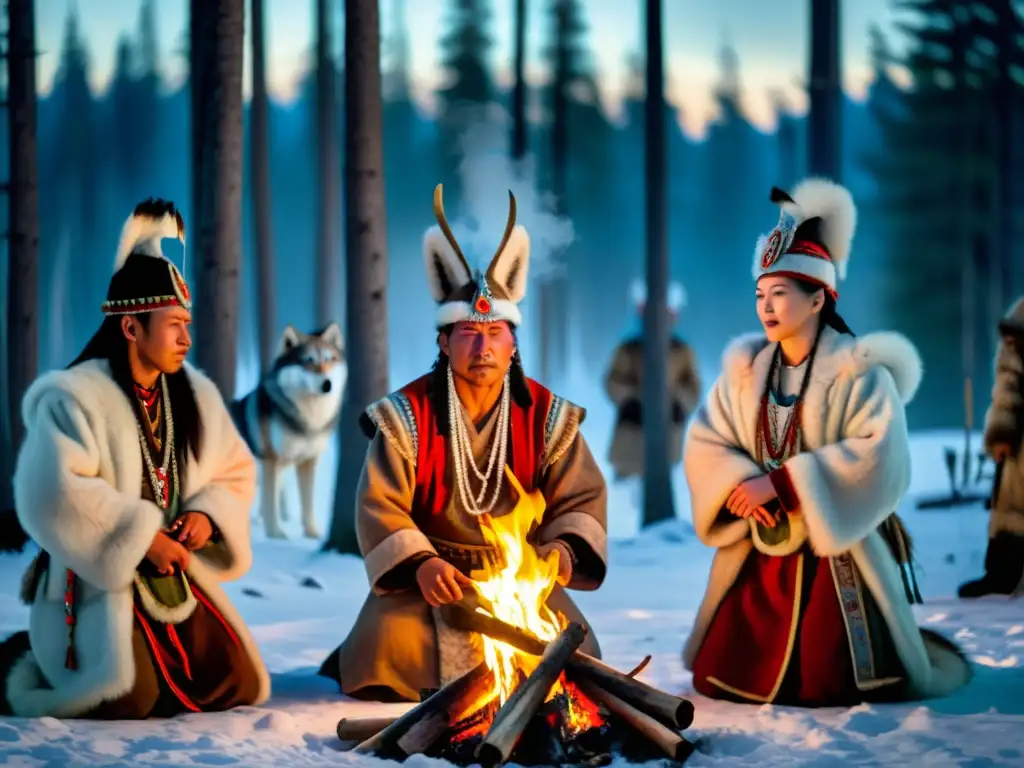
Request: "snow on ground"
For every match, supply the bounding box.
[0,429,1022,767]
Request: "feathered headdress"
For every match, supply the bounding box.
[102,198,192,316]
[751,177,857,298]
[423,184,530,328]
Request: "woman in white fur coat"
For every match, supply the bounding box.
[0,200,270,719]
[682,178,971,707]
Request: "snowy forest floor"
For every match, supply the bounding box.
[0,430,1022,767]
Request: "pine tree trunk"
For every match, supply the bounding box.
[325,0,390,554]
[250,0,277,371]
[316,0,341,328]
[1,0,39,551]
[641,0,674,528]
[190,0,245,399]
[541,0,571,390]
[807,0,841,179]
[510,0,527,161]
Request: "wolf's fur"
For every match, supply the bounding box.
[232,323,346,539]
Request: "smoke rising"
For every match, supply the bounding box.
[452,117,576,282]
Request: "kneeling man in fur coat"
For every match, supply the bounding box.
[0,199,269,719]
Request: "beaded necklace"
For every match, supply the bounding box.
[62,374,179,671]
[756,337,820,465]
[447,364,511,517]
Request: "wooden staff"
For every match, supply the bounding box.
[476,622,586,767]
[575,677,695,762]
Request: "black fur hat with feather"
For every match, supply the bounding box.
[101,198,190,316]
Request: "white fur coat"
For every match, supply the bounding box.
[682,326,971,699]
[7,360,271,717]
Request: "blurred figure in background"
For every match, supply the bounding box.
[959,297,1024,598]
[604,279,701,485]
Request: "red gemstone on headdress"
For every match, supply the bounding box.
[474,296,491,315]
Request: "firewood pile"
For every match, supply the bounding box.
[336,597,696,766]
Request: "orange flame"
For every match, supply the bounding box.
[450,466,598,736]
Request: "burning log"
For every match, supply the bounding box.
[575,678,695,763]
[395,660,496,756]
[336,715,402,743]
[476,622,587,767]
[440,600,693,730]
[567,654,693,730]
[353,661,491,758]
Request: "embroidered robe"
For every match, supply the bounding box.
[319,374,608,702]
[682,327,972,703]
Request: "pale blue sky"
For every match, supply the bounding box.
[36,0,906,137]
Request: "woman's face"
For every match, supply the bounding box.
[755,275,824,342]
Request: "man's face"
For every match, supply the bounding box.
[123,306,193,374]
[440,321,516,388]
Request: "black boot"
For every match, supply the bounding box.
[958,533,1024,598]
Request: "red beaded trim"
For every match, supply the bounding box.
[101,296,182,316]
[63,569,77,670]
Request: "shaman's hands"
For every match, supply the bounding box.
[727,475,778,528]
[146,531,191,575]
[169,511,214,551]
[535,540,573,586]
[416,557,474,607]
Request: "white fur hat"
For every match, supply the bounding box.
[751,177,857,298]
[423,184,529,328]
[630,279,687,313]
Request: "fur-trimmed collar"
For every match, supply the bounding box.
[721,326,923,404]
[21,359,216,425]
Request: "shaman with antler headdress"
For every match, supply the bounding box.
[319,184,610,704]
[2,198,269,719]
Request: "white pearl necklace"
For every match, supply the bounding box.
[447,364,510,517]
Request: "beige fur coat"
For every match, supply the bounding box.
[7,359,271,718]
[682,326,972,700]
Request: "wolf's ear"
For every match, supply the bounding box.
[278,325,302,355]
[423,226,472,302]
[320,322,343,351]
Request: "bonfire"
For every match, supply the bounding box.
[338,482,696,766]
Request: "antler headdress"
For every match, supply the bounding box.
[423,184,531,328]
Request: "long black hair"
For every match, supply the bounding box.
[70,316,203,476]
[792,278,855,337]
[428,322,532,436]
